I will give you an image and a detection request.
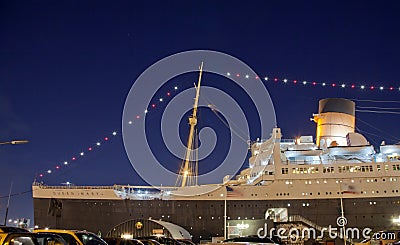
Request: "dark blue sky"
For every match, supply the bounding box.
[1,1,399,225]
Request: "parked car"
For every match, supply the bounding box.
[0,226,30,233]
[0,232,41,245]
[137,238,161,245]
[33,229,107,245]
[35,232,68,245]
[103,237,143,245]
[176,240,195,245]
[223,235,280,245]
[137,236,181,245]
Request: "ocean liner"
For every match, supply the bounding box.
[33,66,400,243]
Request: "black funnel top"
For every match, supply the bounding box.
[318,98,355,116]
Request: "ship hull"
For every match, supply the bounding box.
[33,196,400,242]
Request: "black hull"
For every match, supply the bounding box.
[34,197,400,242]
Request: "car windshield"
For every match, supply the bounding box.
[75,232,107,245]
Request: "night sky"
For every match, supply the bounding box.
[1,1,399,226]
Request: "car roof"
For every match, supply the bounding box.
[34,229,94,234]
[0,226,30,233]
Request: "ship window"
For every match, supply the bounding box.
[377,165,381,171]
[282,168,288,174]
[323,166,334,173]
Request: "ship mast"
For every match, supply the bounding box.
[178,62,203,187]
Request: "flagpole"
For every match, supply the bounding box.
[224,189,227,240]
[340,183,347,245]
[3,182,13,225]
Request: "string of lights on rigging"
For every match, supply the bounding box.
[37,86,180,179]
[37,72,399,179]
[226,72,400,92]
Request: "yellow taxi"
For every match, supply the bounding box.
[33,229,107,245]
[0,226,38,245]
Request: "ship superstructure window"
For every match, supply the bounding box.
[282,168,288,174]
[377,165,381,171]
[323,167,334,173]
[361,166,373,172]
[393,164,400,171]
[339,166,350,173]
[292,167,310,174]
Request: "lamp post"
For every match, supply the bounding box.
[1,139,28,226]
[0,140,29,145]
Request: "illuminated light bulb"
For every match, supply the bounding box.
[293,80,297,84]
[236,74,240,77]
[322,83,326,86]
[226,72,231,76]
[361,85,365,89]
[144,109,148,114]
[167,92,171,96]
[351,85,355,88]
[255,76,259,80]
[56,166,60,169]
[274,78,278,82]
[39,174,44,177]
[64,161,68,165]
[159,98,163,102]
[128,121,132,124]
[283,79,288,83]
[341,84,345,88]
[332,83,336,87]
[104,137,109,141]
[80,152,84,156]
[264,77,268,81]
[72,157,76,161]
[312,82,316,85]
[112,131,117,136]
[174,86,178,90]
[136,115,140,119]
[303,81,307,85]
[152,104,156,108]
[88,147,92,151]
[96,142,101,146]
[389,87,394,90]
[379,86,384,90]
[47,170,52,174]
[245,74,249,79]
[370,86,374,90]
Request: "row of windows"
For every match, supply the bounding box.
[281,164,400,174]
[284,178,397,185]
